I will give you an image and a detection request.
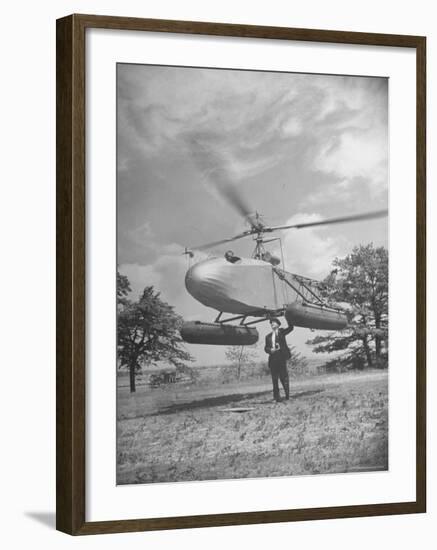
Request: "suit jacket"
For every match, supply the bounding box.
[264,325,294,365]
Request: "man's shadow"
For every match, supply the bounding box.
[25,511,56,529]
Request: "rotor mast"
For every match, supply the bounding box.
[250,212,266,260]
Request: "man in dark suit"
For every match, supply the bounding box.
[264,318,294,402]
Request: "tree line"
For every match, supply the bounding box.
[117,272,193,392]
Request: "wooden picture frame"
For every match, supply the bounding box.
[56,13,426,535]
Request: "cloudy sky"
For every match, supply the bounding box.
[117,63,388,366]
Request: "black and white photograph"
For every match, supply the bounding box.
[1,0,431,543]
[116,63,389,485]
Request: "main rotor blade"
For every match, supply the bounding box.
[186,132,256,228]
[192,231,252,251]
[218,184,257,228]
[267,209,388,232]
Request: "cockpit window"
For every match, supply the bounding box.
[225,250,241,264]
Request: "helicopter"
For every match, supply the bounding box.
[179,183,387,347]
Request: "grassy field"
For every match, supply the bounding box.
[117,371,388,485]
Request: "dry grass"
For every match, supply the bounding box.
[117,371,388,485]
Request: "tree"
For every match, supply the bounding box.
[117,273,193,392]
[225,344,258,380]
[307,244,388,370]
[117,271,131,308]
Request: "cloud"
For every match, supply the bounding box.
[117,67,310,184]
[313,124,388,199]
[118,69,388,273]
[308,78,388,203]
[279,213,347,280]
[118,220,185,266]
[118,67,388,214]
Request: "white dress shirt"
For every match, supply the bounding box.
[272,329,278,350]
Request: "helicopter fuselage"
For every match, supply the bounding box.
[185,256,285,315]
[182,256,348,346]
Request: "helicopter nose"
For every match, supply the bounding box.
[185,260,226,306]
[185,261,213,292]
